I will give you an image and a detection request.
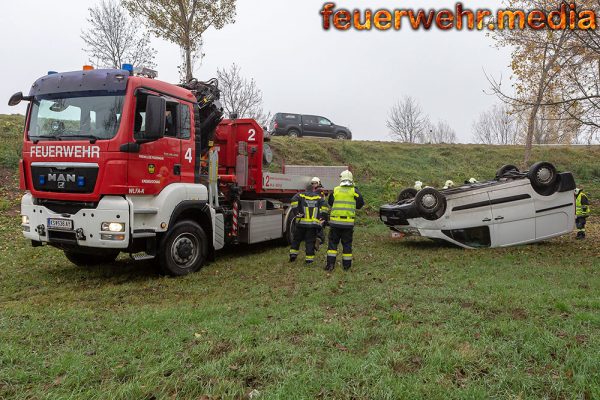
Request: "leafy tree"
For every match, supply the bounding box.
[81,0,156,69]
[124,0,236,82]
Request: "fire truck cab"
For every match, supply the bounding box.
[11,66,345,275]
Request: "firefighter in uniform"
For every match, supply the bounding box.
[289,177,327,264]
[315,180,329,250]
[575,188,591,239]
[325,170,365,271]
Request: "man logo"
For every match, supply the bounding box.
[148,164,155,174]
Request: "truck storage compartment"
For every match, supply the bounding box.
[238,209,284,244]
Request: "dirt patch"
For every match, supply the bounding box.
[209,340,233,358]
[390,355,423,374]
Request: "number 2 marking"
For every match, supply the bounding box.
[265,175,270,186]
[248,129,256,142]
[185,148,192,163]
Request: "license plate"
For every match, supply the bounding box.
[48,218,73,231]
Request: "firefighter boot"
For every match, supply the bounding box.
[576,231,585,240]
[289,249,299,262]
[342,260,352,271]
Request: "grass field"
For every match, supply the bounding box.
[1,115,599,399]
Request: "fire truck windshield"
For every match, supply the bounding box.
[28,92,125,141]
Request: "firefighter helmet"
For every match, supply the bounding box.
[340,170,354,186]
[414,181,423,191]
[443,180,455,189]
[311,177,321,185]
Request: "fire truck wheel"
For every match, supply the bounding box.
[159,220,207,276]
[64,250,119,267]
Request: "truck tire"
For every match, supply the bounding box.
[415,187,446,220]
[397,188,418,202]
[336,132,347,140]
[283,209,296,245]
[64,250,119,267]
[159,220,208,276]
[288,129,300,138]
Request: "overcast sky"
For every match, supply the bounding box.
[0,0,512,142]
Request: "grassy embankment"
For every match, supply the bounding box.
[0,114,598,399]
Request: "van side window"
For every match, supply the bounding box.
[179,104,191,139]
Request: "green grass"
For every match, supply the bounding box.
[1,115,599,399]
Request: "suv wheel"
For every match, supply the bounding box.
[288,129,300,138]
[336,133,347,140]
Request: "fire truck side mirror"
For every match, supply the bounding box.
[141,95,166,142]
[8,91,29,106]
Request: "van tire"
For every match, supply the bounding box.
[496,164,520,179]
[415,187,446,220]
[528,162,558,195]
[397,188,418,202]
[158,220,207,276]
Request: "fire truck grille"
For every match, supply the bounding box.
[35,199,98,215]
[31,165,99,194]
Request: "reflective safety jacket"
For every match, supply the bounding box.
[291,190,327,226]
[328,185,365,228]
[576,191,591,217]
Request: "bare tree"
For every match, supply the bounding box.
[217,63,271,126]
[472,104,520,145]
[425,120,457,144]
[124,0,236,82]
[81,0,156,69]
[386,96,429,143]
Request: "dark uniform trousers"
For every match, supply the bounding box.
[327,226,353,269]
[290,225,318,263]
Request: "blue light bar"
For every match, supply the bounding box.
[121,64,134,75]
[47,71,58,75]
[77,176,85,187]
[39,175,46,185]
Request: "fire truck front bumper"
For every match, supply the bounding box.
[21,193,130,249]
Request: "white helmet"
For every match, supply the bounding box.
[311,177,321,185]
[443,180,454,189]
[340,170,354,186]
[414,181,423,191]
[468,177,478,184]
[575,188,581,195]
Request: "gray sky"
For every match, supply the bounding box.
[0,0,512,142]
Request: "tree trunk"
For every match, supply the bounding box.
[524,103,540,167]
[185,43,193,82]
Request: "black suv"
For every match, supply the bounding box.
[268,113,352,139]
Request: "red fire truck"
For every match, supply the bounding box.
[9,66,345,275]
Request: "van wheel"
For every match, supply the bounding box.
[336,133,347,140]
[397,188,418,202]
[528,162,558,195]
[159,220,207,276]
[288,129,300,138]
[415,187,446,220]
[64,250,119,267]
[496,164,520,179]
